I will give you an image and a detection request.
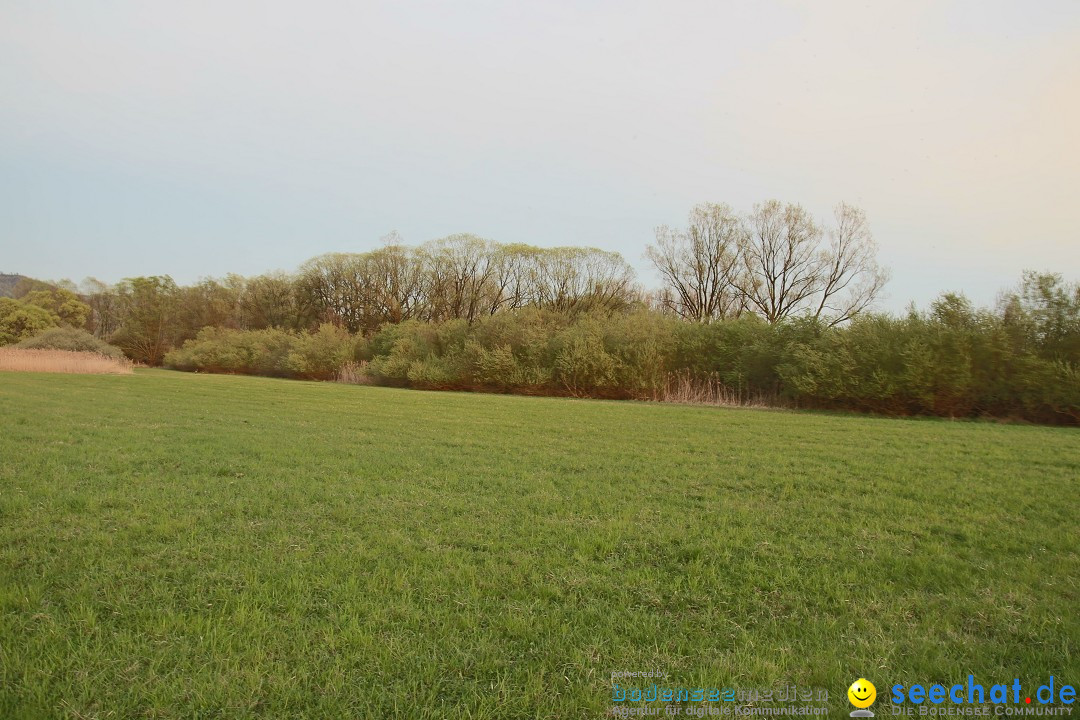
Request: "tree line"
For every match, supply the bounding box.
[2,236,641,363]
[1,201,1077,424]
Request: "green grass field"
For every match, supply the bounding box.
[1,369,1077,718]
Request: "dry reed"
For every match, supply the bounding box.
[0,348,134,375]
[334,360,373,385]
[659,369,781,409]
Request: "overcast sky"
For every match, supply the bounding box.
[1,0,1077,312]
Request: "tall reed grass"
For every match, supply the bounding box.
[335,360,373,385]
[0,348,134,375]
[659,369,781,408]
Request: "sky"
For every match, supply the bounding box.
[1,0,1077,313]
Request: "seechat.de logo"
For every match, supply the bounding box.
[849,678,878,717]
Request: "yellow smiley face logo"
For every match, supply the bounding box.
[848,678,877,708]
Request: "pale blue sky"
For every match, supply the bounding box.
[1,0,1077,312]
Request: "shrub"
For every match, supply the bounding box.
[552,324,619,396]
[0,298,59,345]
[21,288,91,328]
[165,325,354,380]
[285,324,355,380]
[595,311,675,398]
[17,327,126,359]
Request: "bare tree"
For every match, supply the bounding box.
[530,247,635,314]
[367,241,425,325]
[736,200,886,325]
[575,247,637,313]
[297,253,371,333]
[298,239,429,333]
[736,200,823,323]
[487,244,537,314]
[240,272,310,330]
[814,203,889,325]
[174,275,246,339]
[80,277,122,338]
[646,203,745,322]
[422,234,500,323]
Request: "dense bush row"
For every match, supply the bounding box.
[161,275,1080,424]
[777,300,1079,422]
[164,325,358,380]
[363,309,672,397]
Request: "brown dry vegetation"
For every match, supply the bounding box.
[659,369,780,408]
[334,360,374,385]
[0,348,133,375]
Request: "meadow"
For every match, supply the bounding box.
[0,369,1077,718]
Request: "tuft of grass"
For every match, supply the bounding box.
[0,347,133,375]
[0,369,1077,718]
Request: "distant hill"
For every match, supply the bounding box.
[0,274,28,298]
[0,274,57,298]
